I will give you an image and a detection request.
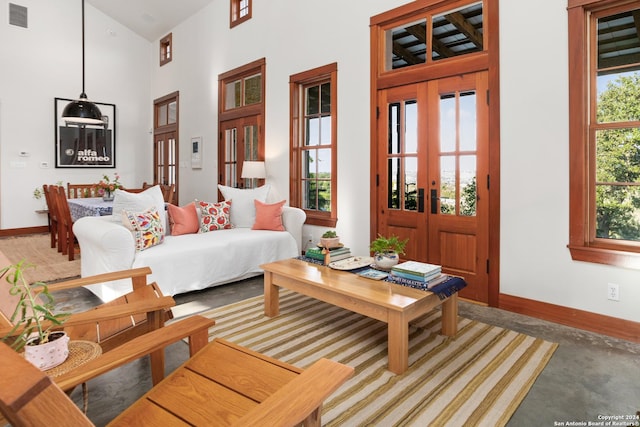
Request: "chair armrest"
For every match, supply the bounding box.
[62,297,175,327]
[46,267,153,293]
[54,315,215,392]
[234,358,354,427]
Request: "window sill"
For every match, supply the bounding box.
[568,244,640,269]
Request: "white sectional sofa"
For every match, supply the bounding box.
[73,185,305,301]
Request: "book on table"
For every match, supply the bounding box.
[391,261,441,278]
[305,246,351,261]
[390,273,450,289]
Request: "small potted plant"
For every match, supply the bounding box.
[369,234,408,269]
[320,230,340,248]
[1,260,71,370]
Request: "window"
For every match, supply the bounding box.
[568,0,640,268]
[159,33,172,66]
[230,0,252,28]
[154,92,179,202]
[290,63,338,227]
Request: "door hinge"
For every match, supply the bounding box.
[376,174,379,187]
[486,89,490,105]
[487,174,490,190]
[376,107,380,119]
[486,259,490,274]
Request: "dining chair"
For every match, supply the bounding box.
[42,184,59,250]
[67,183,96,198]
[54,186,77,261]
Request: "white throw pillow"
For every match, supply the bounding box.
[217,184,270,228]
[112,186,167,233]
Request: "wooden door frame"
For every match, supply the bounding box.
[369,0,500,306]
[153,92,179,203]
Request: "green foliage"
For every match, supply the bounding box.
[594,73,640,240]
[460,176,477,216]
[369,234,408,255]
[0,261,70,352]
[322,230,337,238]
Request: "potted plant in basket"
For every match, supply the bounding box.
[320,230,341,248]
[369,234,408,269]
[1,260,71,370]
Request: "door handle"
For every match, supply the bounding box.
[417,188,424,213]
[430,189,438,214]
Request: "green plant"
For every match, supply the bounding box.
[322,230,337,238]
[32,187,43,200]
[0,261,70,352]
[369,234,408,255]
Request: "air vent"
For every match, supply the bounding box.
[9,3,27,28]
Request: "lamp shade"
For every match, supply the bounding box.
[241,161,266,179]
[62,93,103,125]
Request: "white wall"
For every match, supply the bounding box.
[0,0,152,229]
[499,0,640,322]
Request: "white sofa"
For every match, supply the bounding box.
[73,205,305,302]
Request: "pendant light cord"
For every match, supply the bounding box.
[81,0,86,96]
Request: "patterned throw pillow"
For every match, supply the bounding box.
[198,200,233,232]
[122,207,165,251]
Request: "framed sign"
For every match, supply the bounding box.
[54,97,116,168]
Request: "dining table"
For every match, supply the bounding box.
[67,197,113,222]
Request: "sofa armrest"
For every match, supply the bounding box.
[73,216,135,279]
[281,206,306,253]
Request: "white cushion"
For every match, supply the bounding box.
[111,186,166,233]
[217,184,270,228]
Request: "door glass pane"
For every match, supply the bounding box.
[460,91,477,151]
[431,3,483,62]
[225,128,238,187]
[440,155,456,215]
[460,155,477,216]
[440,94,456,152]
[385,19,427,70]
[225,80,241,109]
[388,157,401,209]
[405,101,418,154]
[389,103,400,154]
[404,157,417,210]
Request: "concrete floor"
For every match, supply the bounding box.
[53,276,640,427]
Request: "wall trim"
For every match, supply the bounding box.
[0,226,48,237]
[500,293,640,344]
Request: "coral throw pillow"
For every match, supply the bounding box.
[198,200,233,232]
[167,202,199,236]
[122,208,165,251]
[252,199,286,231]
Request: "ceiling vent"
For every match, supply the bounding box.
[9,3,28,28]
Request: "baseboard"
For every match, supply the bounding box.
[499,293,640,344]
[0,226,48,237]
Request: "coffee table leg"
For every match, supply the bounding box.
[264,271,280,317]
[441,293,458,336]
[387,312,408,375]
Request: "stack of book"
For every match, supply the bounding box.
[305,245,352,262]
[390,261,447,289]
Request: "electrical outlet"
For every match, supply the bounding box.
[607,283,619,301]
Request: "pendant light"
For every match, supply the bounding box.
[62,0,103,125]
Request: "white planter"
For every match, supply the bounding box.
[374,252,400,270]
[24,332,70,370]
[320,236,341,248]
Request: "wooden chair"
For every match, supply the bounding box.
[0,338,353,427]
[42,184,59,250]
[0,267,214,393]
[68,183,97,198]
[143,182,176,204]
[54,185,77,261]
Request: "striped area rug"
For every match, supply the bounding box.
[200,290,558,426]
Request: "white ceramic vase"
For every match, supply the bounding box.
[24,332,70,370]
[374,252,400,270]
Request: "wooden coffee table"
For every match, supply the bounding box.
[261,258,459,374]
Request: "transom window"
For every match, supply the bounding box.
[159,33,172,66]
[230,0,252,28]
[568,0,640,267]
[290,63,338,227]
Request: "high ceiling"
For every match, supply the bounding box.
[86,0,214,41]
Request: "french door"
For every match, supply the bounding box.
[375,72,489,303]
[153,92,179,202]
[218,116,262,190]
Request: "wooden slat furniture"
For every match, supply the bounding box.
[42,184,59,249]
[0,267,212,391]
[0,338,352,427]
[54,185,77,260]
[261,258,460,374]
[67,183,97,198]
[143,182,176,204]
